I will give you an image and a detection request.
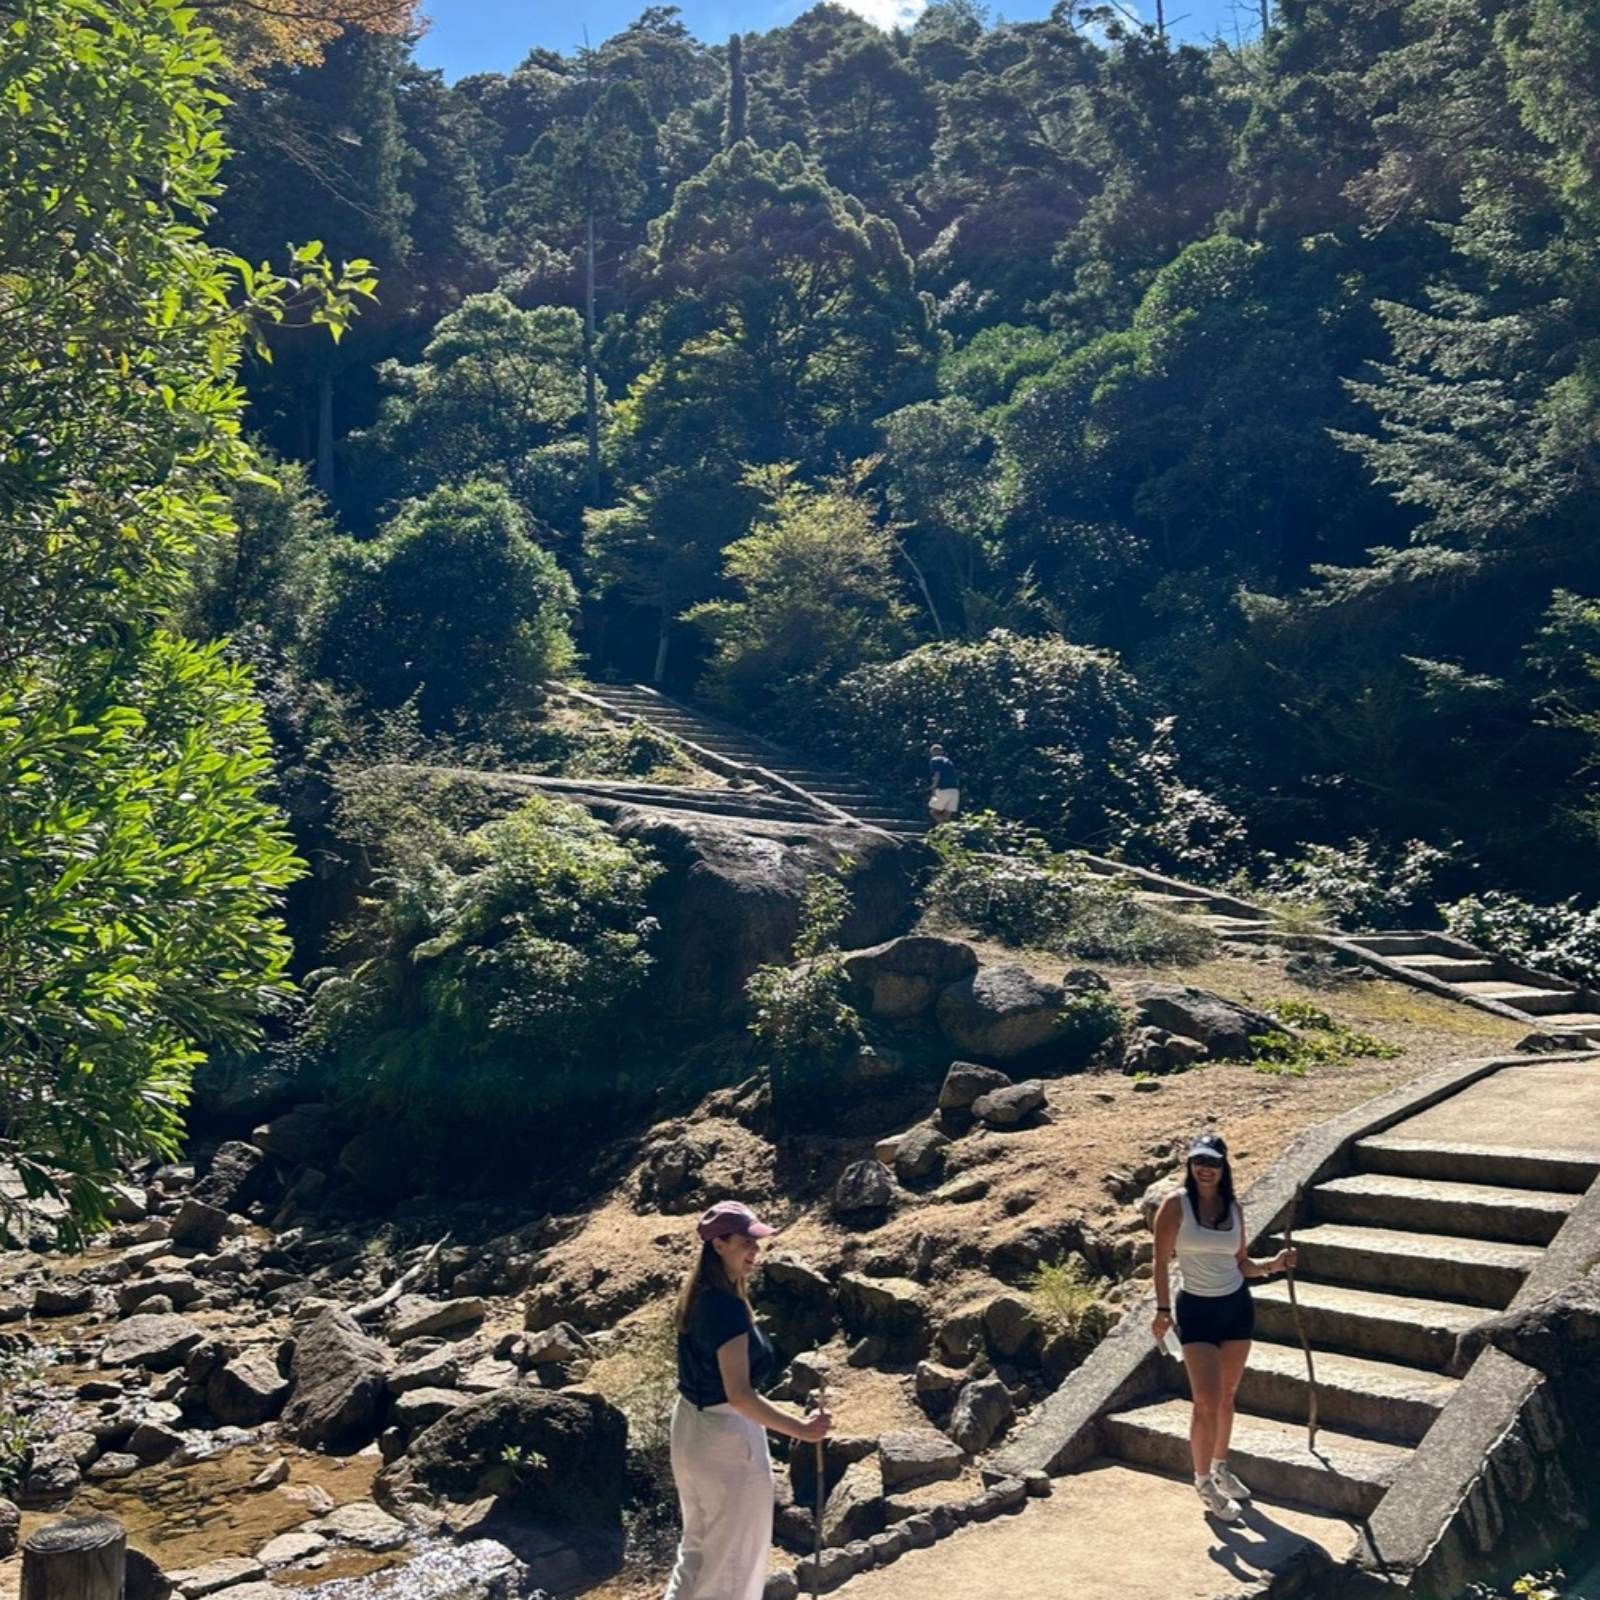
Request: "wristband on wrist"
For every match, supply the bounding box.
[1156,1306,1171,1314]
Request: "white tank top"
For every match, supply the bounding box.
[1175,1191,1244,1297]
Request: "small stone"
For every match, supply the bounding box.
[86,1451,142,1479]
[0,1497,20,1559]
[384,1295,487,1345]
[970,1081,1046,1127]
[248,1457,289,1491]
[257,1530,328,1566]
[1132,1077,1162,1093]
[833,1160,895,1216]
[878,1429,963,1488]
[931,1175,988,1205]
[166,1563,267,1600]
[168,1199,232,1252]
[316,1501,407,1551]
[33,1280,96,1316]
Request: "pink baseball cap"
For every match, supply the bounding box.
[696,1201,777,1241]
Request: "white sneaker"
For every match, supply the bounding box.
[1211,1461,1251,1502]
[1197,1475,1243,1521]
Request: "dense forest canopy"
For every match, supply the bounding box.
[9,0,1600,1227]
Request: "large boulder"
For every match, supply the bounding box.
[842,936,978,1021]
[280,1309,390,1451]
[837,1276,929,1361]
[935,967,1066,1065]
[949,1373,1014,1454]
[822,1460,886,1545]
[970,1081,1046,1128]
[375,1388,627,1588]
[190,1049,313,1124]
[100,1315,204,1372]
[609,813,922,1020]
[832,1161,895,1219]
[755,1256,837,1361]
[252,1104,343,1168]
[878,1430,963,1489]
[1130,984,1279,1061]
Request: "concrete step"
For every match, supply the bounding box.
[1311,1172,1578,1246]
[1347,934,1454,956]
[1161,1341,1458,1444]
[1269,1222,1537,1308]
[1454,981,1581,1015]
[1101,1397,1408,1517]
[1392,955,1499,982]
[1353,1135,1600,1194]
[1251,1280,1486,1369]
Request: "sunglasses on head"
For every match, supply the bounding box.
[1190,1155,1224,1168]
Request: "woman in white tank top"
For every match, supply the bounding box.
[1149,1132,1296,1522]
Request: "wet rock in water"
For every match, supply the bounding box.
[0,1496,19,1559]
[949,1372,1014,1453]
[316,1501,409,1551]
[100,1313,204,1372]
[257,1530,328,1566]
[167,1557,267,1598]
[937,1061,1012,1111]
[168,1199,233,1252]
[33,1279,96,1316]
[879,1429,964,1489]
[385,1295,487,1345]
[290,1537,527,1600]
[375,1388,625,1590]
[279,1308,390,1451]
[832,1160,895,1218]
[207,1347,290,1427]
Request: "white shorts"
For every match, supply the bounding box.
[929,787,960,821]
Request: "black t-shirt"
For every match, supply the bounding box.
[677,1287,774,1407]
[929,755,958,790]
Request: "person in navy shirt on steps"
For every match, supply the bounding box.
[927,744,960,822]
[664,1201,831,1600]
[1150,1133,1296,1522]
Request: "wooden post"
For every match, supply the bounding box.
[22,1514,125,1600]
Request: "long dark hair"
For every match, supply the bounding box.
[1183,1155,1237,1227]
[672,1240,753,1332]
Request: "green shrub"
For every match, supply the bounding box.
[923,813,1216,965]
[302,792,661,1165]
[1243,836,1459,930]
[1443,892,1600,988]
[1027,1259,1116,1356]
[746,874,866,1131]
[1246,1000,1403,1074]
[823,630,1246,874]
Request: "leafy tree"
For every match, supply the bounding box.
[349,292,593,531]
[683,464,913,720]
[315,480,577,733]
[192,0,421,80]
[0,0,368,1241]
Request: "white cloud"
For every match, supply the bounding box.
[831,0,928,31]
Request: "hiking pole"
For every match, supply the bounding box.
[811,1369,829,1600]
[1283,1189,1319,1449]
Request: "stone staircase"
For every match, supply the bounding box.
[555,681,929,832]
[1094,1129,1596,1530]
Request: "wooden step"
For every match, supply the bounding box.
[1251,1280,1487,1369]
[1353,1135,1600,1194]
[1272,1221,1538,1307]
[1161,1340,1458,1444]
[1101,1397,1409,1517]
[1311,1172,1578,1246]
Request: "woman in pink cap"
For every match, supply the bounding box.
[664,1200,831,1600]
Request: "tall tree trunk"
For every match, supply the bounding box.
[653,616,671,685]
[316,371,334,497]
[723,34,747,148]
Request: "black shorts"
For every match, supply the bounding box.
[1176,1284,1254,1346]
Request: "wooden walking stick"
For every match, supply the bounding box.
[1282,1191,1319,1449]
[811,1371,829,1600]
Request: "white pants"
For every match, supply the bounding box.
[663,1397,774,1600]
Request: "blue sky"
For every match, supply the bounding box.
[412,0,1261,81]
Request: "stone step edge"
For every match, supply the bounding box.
[768,1472,1038,1596]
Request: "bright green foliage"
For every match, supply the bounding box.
[1248,836,1459,930]
[0,637,299,1245]
[684,464,914,720]
[0,0,369,1243]
[1248,1000,1403,1074]
[1442,892,1600,987]
[316,480,577,734]
[304,791,661,1157]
